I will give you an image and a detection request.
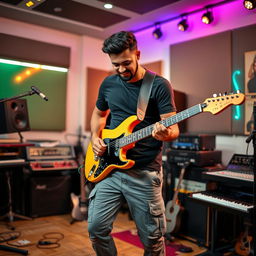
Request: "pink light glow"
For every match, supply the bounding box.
[134,0,254,46]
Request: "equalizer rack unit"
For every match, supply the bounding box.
[26,145,78,171]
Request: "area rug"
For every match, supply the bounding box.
[112,230,189,256]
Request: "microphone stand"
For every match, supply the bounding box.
[0,89,36,103]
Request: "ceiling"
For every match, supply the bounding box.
[0,0,231,39]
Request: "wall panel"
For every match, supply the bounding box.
[170,31,232,134]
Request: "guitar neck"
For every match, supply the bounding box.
[119,103,204,147]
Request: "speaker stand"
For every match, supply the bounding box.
[18,131,24,143]
[0,170,31,229]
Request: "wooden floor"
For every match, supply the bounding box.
[0,213,207,256]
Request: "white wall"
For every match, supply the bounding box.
[136,1,256,164]
[0,17,110,145]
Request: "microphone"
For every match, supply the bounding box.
[31,86,48,101]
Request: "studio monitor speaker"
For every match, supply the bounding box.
[0,99,30,134]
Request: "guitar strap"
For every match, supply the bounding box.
[137,70,156,121]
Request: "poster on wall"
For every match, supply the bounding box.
[244,50,256,135]
[244,97,255,135]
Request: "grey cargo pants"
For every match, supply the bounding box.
[87,168,166,256]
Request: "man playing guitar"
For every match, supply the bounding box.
[87,31,179,256]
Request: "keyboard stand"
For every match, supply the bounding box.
[0,169,31,229]
[196,207,237,256]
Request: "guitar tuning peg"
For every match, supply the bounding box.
[236,90,240,93]
[224,92,227,95]
[213,93,217,97]
[219,93,222,96]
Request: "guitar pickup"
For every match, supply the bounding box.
[88,165,96,178]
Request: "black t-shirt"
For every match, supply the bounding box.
[96,73,176,170]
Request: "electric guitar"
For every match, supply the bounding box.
[85,91,245,183]
[235,224,253,256]
[165,163,188,234]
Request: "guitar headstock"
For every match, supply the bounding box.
[202,91,245,115]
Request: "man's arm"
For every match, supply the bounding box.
[152,112,180,142]
[90,106,109,156]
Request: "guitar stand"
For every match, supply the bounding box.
[0,170,31,229]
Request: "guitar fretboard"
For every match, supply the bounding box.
[117,103,204,148]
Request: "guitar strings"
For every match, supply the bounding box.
[105,113,181,150]
[106,115,175,150]
[106,123,156,149]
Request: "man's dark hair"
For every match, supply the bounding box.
[102,31,137,54]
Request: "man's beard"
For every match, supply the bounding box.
[118,62,138,82]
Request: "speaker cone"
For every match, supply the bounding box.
[14,112,28,130]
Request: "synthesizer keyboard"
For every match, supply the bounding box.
[203,169,253,182]
[191,191,253,213]
[0,158,26,167]
[202,154,254,186]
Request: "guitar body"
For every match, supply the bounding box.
[85,115,140,183]
[166,200,183,234]
[166,201,179,233]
